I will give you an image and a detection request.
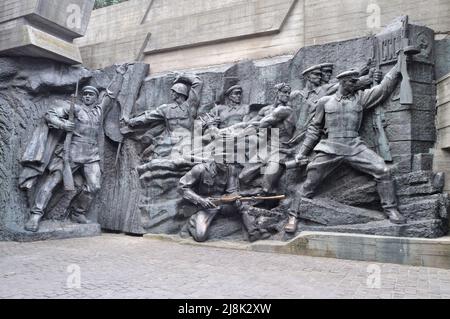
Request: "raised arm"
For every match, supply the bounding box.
[360,60,401,110]
[95,64,127,118]
[179,74,203,109]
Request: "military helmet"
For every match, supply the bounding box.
[171,83,189,97]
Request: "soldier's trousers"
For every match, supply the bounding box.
[31,161,102,217]
[290,148,398,216]
[188,203,257,242]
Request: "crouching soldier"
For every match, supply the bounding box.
[178,158,269,242]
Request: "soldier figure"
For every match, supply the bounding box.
[178,159,242,242]
[239,83,296,194]
[320,61,381,95]
[203,84,251,131]
[125,73,203,162]
[320,63,335,85]
[285,59,407,233]
[196,83,254,176]
[20,64,128,232]
[289,65,328,147]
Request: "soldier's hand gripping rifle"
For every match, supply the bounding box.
[63,81,79,191]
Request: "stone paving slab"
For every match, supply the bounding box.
[1,234,450,299]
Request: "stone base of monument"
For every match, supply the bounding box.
[252,232,450,269]
[296,219,448,239]
[144,232,450,269]
[0,221,101,242]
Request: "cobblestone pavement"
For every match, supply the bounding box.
[1,234,450,299]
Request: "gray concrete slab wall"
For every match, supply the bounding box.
[76,0,450,73]
[434,74,450,193]
[0,0,38,24]
[0,0,95,64]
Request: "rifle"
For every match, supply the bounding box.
[371,37,393,162]
[209,194,285,206]
[63,81,79,191]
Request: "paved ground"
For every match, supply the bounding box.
[1,234,450,299]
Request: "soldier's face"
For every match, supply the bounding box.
[307,72,322,86]
[228,89,242,105]
[277,88,291,104]
[340,77,359,93]
[322,71,333,83]
[170,90,178,101]
[82,91,98,106]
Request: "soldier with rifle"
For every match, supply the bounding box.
[178,156,285,242]
[20,64,129,232]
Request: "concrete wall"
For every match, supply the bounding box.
[303,0,450,46]
[76,0,450,74]
[0,0,94,38]
[0,0,95,64]
[435,73,450,193]
[0,0,38,24]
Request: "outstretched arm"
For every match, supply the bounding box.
[259,106,293,128]
[360,60,401,110]
[127,105,166,128]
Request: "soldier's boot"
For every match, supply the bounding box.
[377,179,406,225]
[248,229,271,242]
[25,186,55,232]
[284,212,299,234]
[71,212,89,224]
[385,208,406,225]
[25,214,42,232]
[69,190,93,224]
[241,208,272,242]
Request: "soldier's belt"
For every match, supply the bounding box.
[327,131,359,139]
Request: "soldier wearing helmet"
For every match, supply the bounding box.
[125,73,203,162]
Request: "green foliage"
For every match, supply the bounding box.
[94,0,128,9]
